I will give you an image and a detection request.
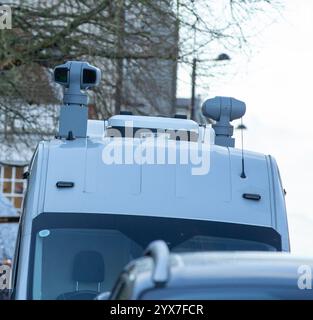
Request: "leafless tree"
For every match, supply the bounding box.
[0,0,281,153]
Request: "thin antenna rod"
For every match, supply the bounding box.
[240,117,246,179]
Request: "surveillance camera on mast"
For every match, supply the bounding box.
[202,96,246,148]
[54,61,101,138]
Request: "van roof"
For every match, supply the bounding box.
[34,119,275,229]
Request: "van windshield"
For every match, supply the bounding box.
[29,213,281,300]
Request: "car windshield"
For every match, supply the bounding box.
[29,213,281,299]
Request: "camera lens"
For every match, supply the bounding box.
[54,67,68,83]
[83,69,97,84]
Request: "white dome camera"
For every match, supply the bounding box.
[202,96,246,147]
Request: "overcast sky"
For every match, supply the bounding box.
[178,0,313,255]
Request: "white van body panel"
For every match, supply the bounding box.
[14,118,290,299]
[36,136,280,226]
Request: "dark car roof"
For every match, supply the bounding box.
[127,252,313,298]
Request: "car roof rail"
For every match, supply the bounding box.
[144,240,170,287]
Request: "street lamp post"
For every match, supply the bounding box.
[190,53,231,121]
[190,57,197,121]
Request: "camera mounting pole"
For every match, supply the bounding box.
[54,61,101,138]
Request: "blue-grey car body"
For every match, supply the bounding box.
[116,252,313,300]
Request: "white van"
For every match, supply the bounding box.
[11,62,289,300]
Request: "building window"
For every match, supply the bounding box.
[0,164,27,214]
